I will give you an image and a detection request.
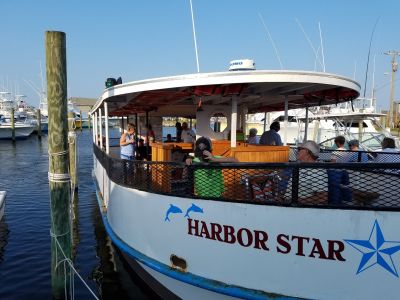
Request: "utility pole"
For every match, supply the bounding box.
[384,50,400,129]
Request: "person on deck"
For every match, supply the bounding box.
[120,123,136,160]
[347,139,369,162]
[280,141,330,204]
[259,122,283,146]
[375,137,400,163]
[181,122,196,143]
[165,134,173,143]
[144,124,155,145]
[175,122,182,142]
[136,138,147,160]
[331,135,347,162]
[186,137,238,197]
[247,128,259,144]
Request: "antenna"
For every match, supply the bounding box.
[353,61,357,80]
[363,17,380,98]
[258,13,283,69]
[189,0,200,73]
[39,61,45,94]
[371,55,375,98]
[318,22,326,72]
[384,50,400,128]
[371,55,376,110]
[295,18,324,70]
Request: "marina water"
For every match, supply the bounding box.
[0,129,151,299]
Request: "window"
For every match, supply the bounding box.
[209,112,228,133]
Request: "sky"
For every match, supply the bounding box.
[1,0,400,112]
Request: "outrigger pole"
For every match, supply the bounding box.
[189,0,200,73]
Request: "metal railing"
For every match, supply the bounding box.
[94,144,400,211]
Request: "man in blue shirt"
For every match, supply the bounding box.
[259,121,283,146]
[348,139,369,162]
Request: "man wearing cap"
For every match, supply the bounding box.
[297,140,320,162]
[280,141,328,204]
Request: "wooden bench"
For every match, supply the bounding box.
[150,142,194,193]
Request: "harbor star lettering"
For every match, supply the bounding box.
[187,218,345,261]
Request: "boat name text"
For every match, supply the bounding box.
[187,218,345,261]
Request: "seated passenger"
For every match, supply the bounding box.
[186,137,237,197]
[375,137,400,163]
[282,141,329,204]
[259,122,283,146]
[165,133,173,143]
[247,128,259,144]
[347,139,369,162]
[331,135,347,162]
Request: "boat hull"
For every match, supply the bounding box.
[0,124,35,139]
[94,157,400,299]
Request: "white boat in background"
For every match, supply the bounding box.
[0,113,36,139]
[249,97,395,150]
[91,67,400,299]
[0,91,36,139]
[0,191,6,221]
[0,120,36,139]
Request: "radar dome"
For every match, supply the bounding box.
[228,59,256,71]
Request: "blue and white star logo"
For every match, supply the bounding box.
[345,220,400,277]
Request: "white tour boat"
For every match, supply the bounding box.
[91,69,400,299]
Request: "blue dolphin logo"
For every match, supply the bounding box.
[185,203,204,218]
[165,204,183,222]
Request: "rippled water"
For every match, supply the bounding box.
[0,130,150,299]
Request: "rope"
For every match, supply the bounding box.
[51,230,99,300]
[49,150,69,156]
[48,172,71,183]
[48,133,98,299]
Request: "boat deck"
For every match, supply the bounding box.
[94,145,400,211]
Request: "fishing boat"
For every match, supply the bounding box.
[0,92,36,139]
[91,69,400,299]
[250,97,394,150]
[0,115,36,139]
[0,191,6,221]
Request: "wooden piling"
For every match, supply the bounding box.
[46,31,72,299]
[37,109,42,138]
[11,108,15,141]
[79,110,82,132]
[88,113,91,131]
[68,111,78,190]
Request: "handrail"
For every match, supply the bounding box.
[93,144,400,211]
